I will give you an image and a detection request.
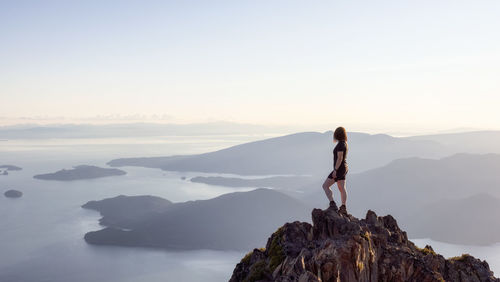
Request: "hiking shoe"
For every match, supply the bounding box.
[339,205,347,215]
[329,200,338,211]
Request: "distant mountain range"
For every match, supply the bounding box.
[79,153,500,254]
[83,130,500,248]
[406,131,500,154]
[83,189,310,250]
[183,152,500,245]
[0,122,297,139]
[406,193,500,245]
[347,153,500,215]
[84,152,500,248]
[108,131,449,174]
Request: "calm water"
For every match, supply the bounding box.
[0,136,261,282]
[0,136,499,281]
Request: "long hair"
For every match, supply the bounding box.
[334,127,347,141]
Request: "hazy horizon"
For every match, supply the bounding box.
[2,0,500,132]
[0,120,495,137]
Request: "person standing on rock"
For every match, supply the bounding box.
[322,127,348,214]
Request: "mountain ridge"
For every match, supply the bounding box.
[107,131,447,175]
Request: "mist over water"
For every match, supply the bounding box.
[1,135,499,281]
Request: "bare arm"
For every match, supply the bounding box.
[335,151,344,171]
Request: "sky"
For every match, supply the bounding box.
[1,0,499,133]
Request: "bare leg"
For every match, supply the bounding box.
[322,177,336,202]
[337,180,347,206]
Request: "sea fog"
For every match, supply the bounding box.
[1,135,499,281]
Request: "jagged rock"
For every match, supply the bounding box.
[230,208,499,282]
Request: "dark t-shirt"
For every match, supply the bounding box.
[333,141,348,169]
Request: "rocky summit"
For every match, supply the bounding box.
[230,207,499,282]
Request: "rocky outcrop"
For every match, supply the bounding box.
[230,207,499,282]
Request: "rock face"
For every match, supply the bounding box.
[4,190,23,198]
[230,208,499,282]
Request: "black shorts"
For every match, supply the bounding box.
[327,166,348,181]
